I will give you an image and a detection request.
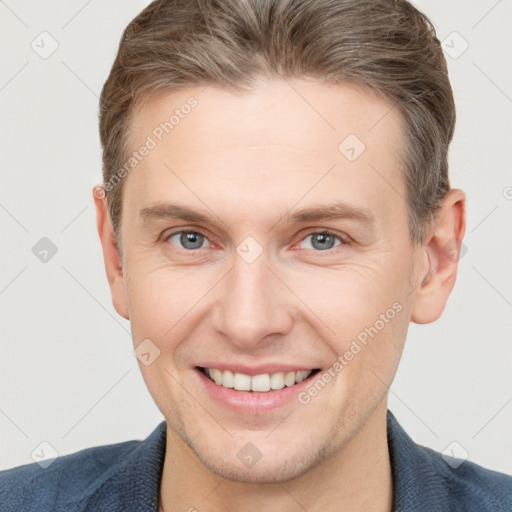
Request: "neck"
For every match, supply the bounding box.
[159,404,393,512]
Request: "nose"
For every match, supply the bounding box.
[211,254,294,349]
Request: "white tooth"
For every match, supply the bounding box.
[222,370,234,388]
[233,372,251,391]
[284,371,296,387]
[299,370,312,382]
[270,372,285,390]
[251,373,271,392]
[213,368,223,385]
[207,368,313,391]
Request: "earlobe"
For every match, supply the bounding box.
[411,189,466,325]
[93,186,130,320]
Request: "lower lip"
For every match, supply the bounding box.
[193,367,319,413]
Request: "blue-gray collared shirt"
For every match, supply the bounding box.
[1,411,511,511]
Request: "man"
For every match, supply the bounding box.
[1,0,511,510]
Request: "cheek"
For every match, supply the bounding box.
[124,266,207,416]
[292,256,410,334]
[124,262,216,352]
[286,252,413,389]
[126,275,173,335]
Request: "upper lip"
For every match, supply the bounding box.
[195,363,320,376]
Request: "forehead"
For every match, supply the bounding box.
[123,79,407,232]
[130,79,402,154]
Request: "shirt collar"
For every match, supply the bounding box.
[75,411,442,511]
[386,410,449,511]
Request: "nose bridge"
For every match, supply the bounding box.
[212,250,293,348]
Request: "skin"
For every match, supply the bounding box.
[94,79,466,512]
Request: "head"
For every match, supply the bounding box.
[95,0,465,483]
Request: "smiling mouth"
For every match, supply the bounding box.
[197,366,321,392]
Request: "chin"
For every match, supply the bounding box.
[185,432,336,485]
[200,456,312,484]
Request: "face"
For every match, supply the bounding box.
[111,79,426,482]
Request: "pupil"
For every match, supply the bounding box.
[313,233,334,250]
[181,232,203,249]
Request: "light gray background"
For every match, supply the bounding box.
[1,0,511,474]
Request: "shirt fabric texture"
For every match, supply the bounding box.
[1,410,511,511]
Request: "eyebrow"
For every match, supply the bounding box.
[282,202,375,226]
[139,201,375,227]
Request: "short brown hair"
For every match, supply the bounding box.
[99,0,454,246]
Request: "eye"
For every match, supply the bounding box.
[298,231,344,251]
[165,230,210,250]
[163,229,346,253]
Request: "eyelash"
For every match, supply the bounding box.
[162,228,349,254]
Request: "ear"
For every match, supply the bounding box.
[411,188,466,324]
[93,186,129,320]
